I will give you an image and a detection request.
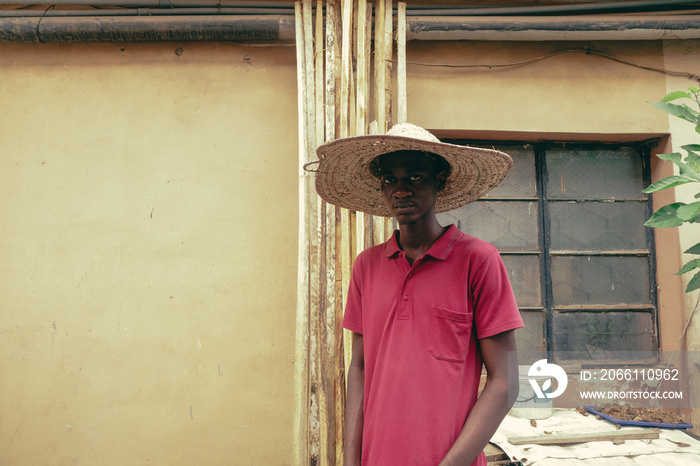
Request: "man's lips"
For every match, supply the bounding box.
[393,202,415,212]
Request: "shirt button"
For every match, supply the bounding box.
[407,273,412,278]
[403,295,409,301]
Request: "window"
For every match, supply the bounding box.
[437,141,657,363]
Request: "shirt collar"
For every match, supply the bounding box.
[384,224,461,261]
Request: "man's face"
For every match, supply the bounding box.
[376,151,447,225]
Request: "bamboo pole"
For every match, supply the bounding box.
[355,0,367,136]
[397,2,407,124]
[384,0,393,129]
[300,1,323,463]
[373,0,386,133]
[292,3,310,464]
[364,3,372,129]
[339,0,352,139]
[315,0,324,148]
[340,0,352,138]
[334,204,345,466]
[315,2,335,464]
[325,0,336,142]
[323,200,338,465]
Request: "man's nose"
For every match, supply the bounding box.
[394,189,412,199]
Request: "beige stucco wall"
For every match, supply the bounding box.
[661,38,700,433]
[405,40,669,134]
[0,42,298,465]
[662,39,700,352]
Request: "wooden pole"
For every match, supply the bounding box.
[373,0,386,133]
[397,2,407,124]
[326,0,336,144]
[364,3,372,129]
[299,1,323,463]
[355,0,367,136]
[340,0,352,139]
[292,3,310,464]
[384,0,393,129]
[334,204,346,466]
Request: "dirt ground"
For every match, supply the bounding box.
[579,406,687,425]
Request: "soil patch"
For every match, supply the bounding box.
[580,406,687,425]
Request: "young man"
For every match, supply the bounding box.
[313,123,524,465]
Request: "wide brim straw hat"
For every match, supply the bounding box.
[311,123,513,217]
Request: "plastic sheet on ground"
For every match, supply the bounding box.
[491,409,700,465]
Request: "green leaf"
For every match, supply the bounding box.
[683,144,700,152]
[656,152,700,181]
[689,86,699,94]
[676,259,700,275]
[685,149,700,172]
[657,152,682,163]
[661,91,691,102]
[644,203,685,228]
[685,243,700,255]
[642,175,694,193]
[650,102,700,125]
[686,270,700,293]
[677,201,700,222]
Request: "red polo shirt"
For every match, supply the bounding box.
[343,224,523,466]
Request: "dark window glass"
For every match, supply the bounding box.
[442,140,657,363]
[549,202,648,251]
[546,147,645,200]
[553,311,656,360]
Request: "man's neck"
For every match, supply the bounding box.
[396,217,447,265]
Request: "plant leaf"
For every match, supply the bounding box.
[685,243,700,255]
[676,259,700,275]
[650,102,700,125]
[657,152,682,164]
[677,201,700,222]
[685,149,700,173]
[661,91,691,102]
[642,175,694,193]
[644,203,685,228]
[686,270,700,293]
[656,152,700,181]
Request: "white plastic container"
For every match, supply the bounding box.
[510,365,553,420]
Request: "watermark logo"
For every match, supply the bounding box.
[529,359,568,399]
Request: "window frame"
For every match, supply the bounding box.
[442,138,660,364]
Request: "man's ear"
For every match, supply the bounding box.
[436,171,448,191]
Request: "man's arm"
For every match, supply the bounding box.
[439,330,518,466]
[345,331,365,466]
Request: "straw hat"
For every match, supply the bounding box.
[312,123,513,217]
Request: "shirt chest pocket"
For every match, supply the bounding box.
[427,307,473,363]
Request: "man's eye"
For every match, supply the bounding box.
[409,175,422,181]
[382,177,396,184]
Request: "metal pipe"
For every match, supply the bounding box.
[0,15,296,42]
[0,0,697,14]
[3,6,698,18]
[0,0,295,6]
[1,12,700,42]
[0,8,294,16]
[406,15,700,41]
[402,0,700,16]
